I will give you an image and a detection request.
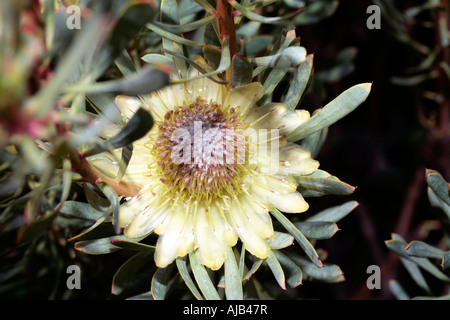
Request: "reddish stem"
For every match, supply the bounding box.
[216,0,238,84]
[69,150,139,198]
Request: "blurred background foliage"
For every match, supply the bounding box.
[0,0,449,299]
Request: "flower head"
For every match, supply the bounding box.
[114,57,319,270]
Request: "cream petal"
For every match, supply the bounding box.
[144,93,171,120]
[210,204,238,247]
[154,230,181,268]
[185,56,225,104]
[279,143,320,175]
[239,195,273,239]
[267,191,309,214]
[251,175,297,198]
[226,199,270,259]
[123,196,170,237]
[278,109,310,136]
[247,103,310,136]
[226,82,264,114]
[118,189,155,228]
[176,205,196,258]
[115,95,142,120]
[155,82,185,109]
[154,206,188,268]
[264,175,298,193]
[246,103,287,128]
[195,205,227,270]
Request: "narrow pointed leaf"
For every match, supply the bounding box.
[284,54,314,111]
[243,259,264,281]
[308,200,359,223]
[270,206,323,268]
[290,255,343,281]
[147,22,206,48]
[110,239,155,251]
[151,264,175,300]
[141,54,176,70]
[98,183,120,234]
[68,214,109,242]
[176,257,203,300]
[265,250,286,289]
[273,250,303,288]
[270,231,294,249]
[389,280,410,300]
[108,108,153,149]
[294,221,339,240]
[287,83,372,141]
[153,14,216,33]
[442,252,450,270]
[426,169,450,207]
[112,251,154,295]
[399,256,431,294]
[75,235,145,255]
[58,201,107,222]
[405,241,445,259]
[386,236,450,283]
[84,107,154,157]
[189,250,221,300]
[224,246,243,300]
[300,126,328,158]
[65,67,170,95]
[256,30,296,105]
[160,0,180,52]
[295,169,356,196]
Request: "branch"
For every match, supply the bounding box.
[216,0,238,84]
[69,150,139,198]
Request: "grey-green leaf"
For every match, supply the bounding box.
[270,231,294,249]
[112,251,154,295]
[176,257,203,300]
[58,201,107,222]
[287,83,372,142]
[294,221,339,240]
[295,169,356,196]
[405,241,445,259]
[273,250,303,288]
[290,254,343,281]
[151,265,175,300]
[189,250,221,300]
[426,169,450,207]
[284,54,314,111]
[270,206,323,268]
[265,250,286,289]
[308,200,359,223]
[224,246,243,300]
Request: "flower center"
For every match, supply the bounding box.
[151,97,249,203]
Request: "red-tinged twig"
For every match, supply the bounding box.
[216,0,238,85]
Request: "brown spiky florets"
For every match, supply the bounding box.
[149,97,250,203]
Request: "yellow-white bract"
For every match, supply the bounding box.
[103,57,319,270]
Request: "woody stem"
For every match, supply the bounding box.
[216,0,238,84]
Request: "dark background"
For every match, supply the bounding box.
[1,0,448,301]
[292,0,449,299]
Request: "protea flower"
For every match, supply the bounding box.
[109,57,319,270]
